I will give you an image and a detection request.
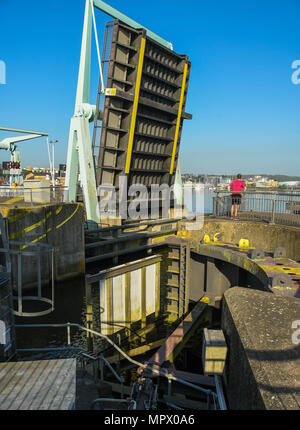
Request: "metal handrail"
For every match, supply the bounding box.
[78,351,124,398]
[214,375,227,410]
[85,228,177,249]
[0,241,55,317]
[99,354,124,385]
[15,322,223,409]
[214,189,300,197]
[0,186,69,190]
[85,216,182,235]
[213,189,300,227]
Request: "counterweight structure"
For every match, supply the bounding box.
[93,20,191,198]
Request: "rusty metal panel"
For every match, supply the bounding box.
[130,269,142,323]
[90,255,162,335]
[145,264,156,315]
[112,274,125,330]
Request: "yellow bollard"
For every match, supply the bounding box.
[214,233,221,243]
[203,234,210,244]
[200,296,211,304]
[239,238,249,248]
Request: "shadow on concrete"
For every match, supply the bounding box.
[245,344,300,362]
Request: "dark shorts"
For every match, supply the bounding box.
[232,194,242,205]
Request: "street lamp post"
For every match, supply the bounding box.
[49,139,58,187]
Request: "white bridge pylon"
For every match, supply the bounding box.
[65,0,174,224]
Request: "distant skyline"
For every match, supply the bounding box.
[0,0,299,175]
[181,172,300,179]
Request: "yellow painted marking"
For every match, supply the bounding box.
[8,210,30,223]
[1,196,24,205]
[17,205,80,248]
[125,37,146,174]
[56,206,62,215]
[259,265,300,275]
[176,232,255,250]
[105,88,116,96]
[9,211,52,240]
[55,204,80,230]
[214,233,221,243]
[0,208,8,218]
[169,62,188,175]
[19,228,52,250]
[17,205,79,249]
[272,285,293,290]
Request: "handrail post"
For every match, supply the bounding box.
[270,193,276,225]
[207,392,211,410]
[121,377,124,399]
[100,355,104,381]
[93,360,97,383]
[215,191,219,216]
[167,375,172,404]
[67,323,71,346]
[17,252,22,315]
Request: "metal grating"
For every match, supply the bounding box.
[92,19,192,198]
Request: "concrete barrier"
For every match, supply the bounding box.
[2,203,85,288]
[221,287,300,409]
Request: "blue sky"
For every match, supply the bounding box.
[0,0,299,175]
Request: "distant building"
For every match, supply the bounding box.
[267,179,278,187]
[59,164,66,177]
[279,181,300,187]
[2,161,10,172]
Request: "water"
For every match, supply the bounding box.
[183,186,214,214]
[15,277,88,360]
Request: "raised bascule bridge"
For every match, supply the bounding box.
[0,0,299,411]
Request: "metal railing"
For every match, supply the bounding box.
[213,190,300,227]
[0,186,69,205]
[15,322,226,410]
[78,351,125,398]
[85,217,180,264]
[16,323,125,400]
[0,241,55,317]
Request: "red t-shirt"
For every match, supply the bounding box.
[230,179,246,193]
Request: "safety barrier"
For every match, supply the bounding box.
[0,241,55,317]
[15,322,226,410]
[0,186,69,205]
[213,190,300,227]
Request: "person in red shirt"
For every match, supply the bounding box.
[228,174,246,220]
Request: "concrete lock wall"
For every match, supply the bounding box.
[3,203,85,289]
[221,287,300,410]
[179,219,300,262]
